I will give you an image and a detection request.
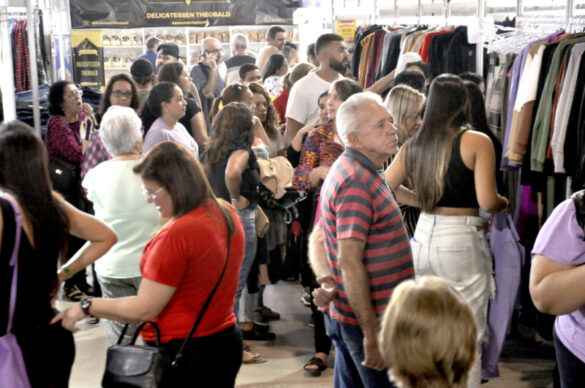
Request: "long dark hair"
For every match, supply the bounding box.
[140,82,177,137]
[403,74,469,212]
[48,80,74,116]
[134,142,235,233]
[248,82,280,137]
[263,53,286,81]
[100,73,139,114]
[204,103,254,172]
[0,121,69,264]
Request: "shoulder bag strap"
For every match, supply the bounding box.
[172,216,232,367]
[2,195,23,334]
[571,190,585,241]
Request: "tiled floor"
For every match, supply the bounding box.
[63,281,555,387]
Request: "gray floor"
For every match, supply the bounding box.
[63,281,555,387]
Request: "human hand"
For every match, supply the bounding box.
[362,334,386,371]
[49,304,86,332]
[204,52,219,70]
[312,275,338,307]
[308,166,331,187]
[81,103,93,117]
[234,195,250,211]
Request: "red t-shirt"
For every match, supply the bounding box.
[273,87,289,125]
[139,200,244,343]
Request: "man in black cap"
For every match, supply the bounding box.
[156,43,180,72]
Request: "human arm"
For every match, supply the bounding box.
[51,278,175,330]
[189,112,209,147]
[292,123,318,152]
[200,55,219,99]
[225,149,251,210]
[56,194,117,284]
[469,132,508,212]
[284,117,304,147]
[529,255,585,315]
[338,237,385,370]
[309,226,338,307]
[365,69,395,95]
[292,130,322,191]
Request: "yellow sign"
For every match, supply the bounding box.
[337,20,356,43]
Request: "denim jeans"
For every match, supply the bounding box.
[411,213,493,388]
[96,274,142,346]
[324,314,394,388]
[554,329,585,387]
[234,207,257,322]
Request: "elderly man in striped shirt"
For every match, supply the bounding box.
[309,92,414,388]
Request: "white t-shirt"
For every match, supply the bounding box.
[285,71,342,126]
[83,160,160,278]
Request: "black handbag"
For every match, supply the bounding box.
[48,157,78,193]
[102,321,165,388]
[102,215,233,387]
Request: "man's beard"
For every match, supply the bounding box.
[330,57,348,74]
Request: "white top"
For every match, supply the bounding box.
[83,160,160,278]
[286,71,341,126]
[143,118,199,159]
[551,42,585,173]
[264,75,283,97]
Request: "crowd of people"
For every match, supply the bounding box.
[1,23,583,388]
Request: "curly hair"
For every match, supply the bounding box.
[248,82,280,138]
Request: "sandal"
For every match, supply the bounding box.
[64,285,85,302]
[304,357,327,377]
[242,350,266,364]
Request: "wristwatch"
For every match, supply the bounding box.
[80,296,93,316]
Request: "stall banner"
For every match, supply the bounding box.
[69,0,301,29]
[71,30,105,88]
[336,19,356,43]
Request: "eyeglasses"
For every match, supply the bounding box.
[142,185,165,201]
[64,90,83,100]
[111,90,133,99]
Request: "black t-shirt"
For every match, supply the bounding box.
[206,142,260,207]
[178,97,202,139]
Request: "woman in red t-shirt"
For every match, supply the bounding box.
[53,141,246,387]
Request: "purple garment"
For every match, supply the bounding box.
[532,198,585,364]
[143,118,199,160]
[482,212,525,378]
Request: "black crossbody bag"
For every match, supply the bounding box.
[102,218,232,388]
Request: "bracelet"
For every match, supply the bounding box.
[231,197,239,204]
[61,266,72,279]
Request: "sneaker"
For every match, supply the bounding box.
[308,316,315,328]
[300,287,311,307]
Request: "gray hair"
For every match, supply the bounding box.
[337,92,384,147]
[232,33,248,49]
[99,106,143,157]
[201,37,221,51]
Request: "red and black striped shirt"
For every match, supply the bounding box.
[320,147,414,325]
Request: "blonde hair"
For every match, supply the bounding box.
[385,85,425,146]
[379,276,477,388]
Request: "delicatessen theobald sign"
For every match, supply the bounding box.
[71,30,105,88]
[69,0,300,28]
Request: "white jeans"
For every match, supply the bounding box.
[410,212,494,388]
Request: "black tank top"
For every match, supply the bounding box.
[435,131,479,208]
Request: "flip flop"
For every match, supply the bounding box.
[304,357,327,377]
[242,350,266,364]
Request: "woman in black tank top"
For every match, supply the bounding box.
[0,121,116,386]
[385,75,508,387]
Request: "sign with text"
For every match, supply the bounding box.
[70,0,301,28]
[336,19,356,43]
[71,30,104,88]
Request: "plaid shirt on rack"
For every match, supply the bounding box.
[13,20,31,93]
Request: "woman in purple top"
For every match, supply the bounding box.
[530,192,585,387]
[141,82,199,160]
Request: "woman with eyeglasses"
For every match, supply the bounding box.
[46,80,97,302]
[141,82,199,159]
[81,73,140,180]
[158,62,208,151]
[54,141,246,387]
[81,106,160,346]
